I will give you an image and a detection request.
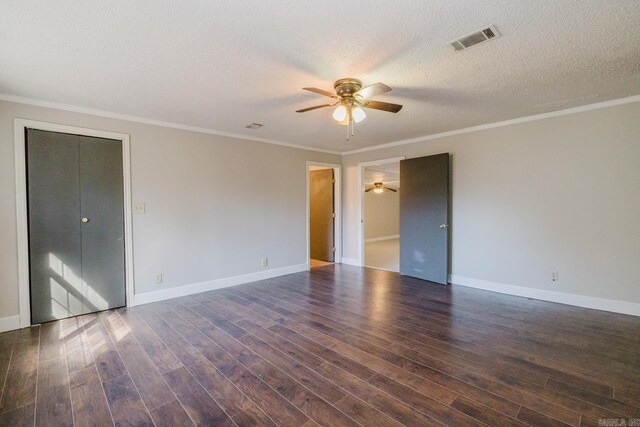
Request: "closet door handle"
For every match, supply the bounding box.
[81,217,90,223]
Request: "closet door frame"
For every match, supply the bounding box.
[14,119,134,328]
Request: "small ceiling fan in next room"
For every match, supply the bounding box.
[296,78,403,140]
[365,182,397,193]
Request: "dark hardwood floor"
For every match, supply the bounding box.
[1,265,639,426]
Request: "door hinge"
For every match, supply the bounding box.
[332,179,335,183]
[332,247,336,252]
[332,213,336,218]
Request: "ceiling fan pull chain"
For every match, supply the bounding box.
[350,108,355,137]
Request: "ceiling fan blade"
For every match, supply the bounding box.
[296,104,332,113]
[361,100,403,113]
[384,187,397,192]
[365,188,374,192]
[303,87,338,98]
[356,82,391,100]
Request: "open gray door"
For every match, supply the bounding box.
[309,169,335,262]
[399,153,450,284]
[26,129,125,324]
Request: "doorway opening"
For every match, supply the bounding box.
[307,162,341,269]
[362,162,401,271]
[358,154,450,283]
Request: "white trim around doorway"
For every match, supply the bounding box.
[14,118,135,328]
[306,161,342,268]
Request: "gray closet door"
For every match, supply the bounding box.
[79,136,125,313]
[399,153,450,284]
[27,130,125,324]
[27,130,84,323]
[309,169,335,261]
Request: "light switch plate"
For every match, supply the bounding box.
[134,202,146,214]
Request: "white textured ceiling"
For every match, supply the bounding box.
[1,1,639,153]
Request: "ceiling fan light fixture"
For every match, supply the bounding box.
[365,181,397,193]
[297,78,402,140]
[332,105,347,122]
[352,106,366,123]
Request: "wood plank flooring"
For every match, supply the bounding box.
[1,264,639,426]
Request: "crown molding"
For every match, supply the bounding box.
[0,93,343,155]
[2,93,638,157]
[342,94,640,156]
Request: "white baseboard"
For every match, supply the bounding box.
[340,257,361,267]
[449,275,640,317]
[365,235,399,243]
[132,263,309,306]
[0,315,21,333]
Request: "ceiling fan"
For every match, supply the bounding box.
[365,182,397,194]
[296,78,403,140]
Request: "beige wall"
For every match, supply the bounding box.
[0,100,340,321]
[343,101,640,310]
[3,98,639,321]
[364,190,399,240]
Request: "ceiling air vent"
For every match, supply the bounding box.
[449,25,500,51]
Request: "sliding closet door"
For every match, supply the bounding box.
[26,129,125,324]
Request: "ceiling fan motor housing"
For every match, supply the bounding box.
[334,78,362,98]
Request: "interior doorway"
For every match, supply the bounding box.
[363,161,401,271]
[358,154,450,283]
[307,162,341,269]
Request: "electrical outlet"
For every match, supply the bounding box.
[262,257,268,268]
[551,271,558,282]
[155,273,163,284]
